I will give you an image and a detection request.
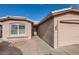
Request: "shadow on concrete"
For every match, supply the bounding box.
[0,41,23,55]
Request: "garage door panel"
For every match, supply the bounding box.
[59,23,79,47]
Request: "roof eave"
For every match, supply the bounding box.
[37,7,79,27]
[37,12,54,26]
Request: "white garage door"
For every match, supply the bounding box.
[58,22,79,47]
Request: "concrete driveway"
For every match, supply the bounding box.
[53,44,79,55]
[0,36,79,55]
[13,36,79,55]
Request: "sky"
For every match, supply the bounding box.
[0,4,78,21]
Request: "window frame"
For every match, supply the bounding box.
[10,23,26,37]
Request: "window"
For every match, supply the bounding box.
[11,23,25,36]
[19,24,25,34]
[11,24,18,34]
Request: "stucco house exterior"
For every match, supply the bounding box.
[36,7,79,48]
[0,16,33,43]
[1,7,79,49]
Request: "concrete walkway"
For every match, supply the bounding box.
[32,36,54,55]
[13,36,54,55]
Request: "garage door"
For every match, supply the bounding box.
[58,22,79,47]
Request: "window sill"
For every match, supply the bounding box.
[7,36,28,39]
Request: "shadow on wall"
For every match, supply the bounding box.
[0,41,23,55]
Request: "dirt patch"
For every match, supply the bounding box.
[0,41,23,55]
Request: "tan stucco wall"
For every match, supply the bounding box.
[37,12,79,48]
[37,17,54,47]
[2,20,32,42]
[54,13,79,48]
